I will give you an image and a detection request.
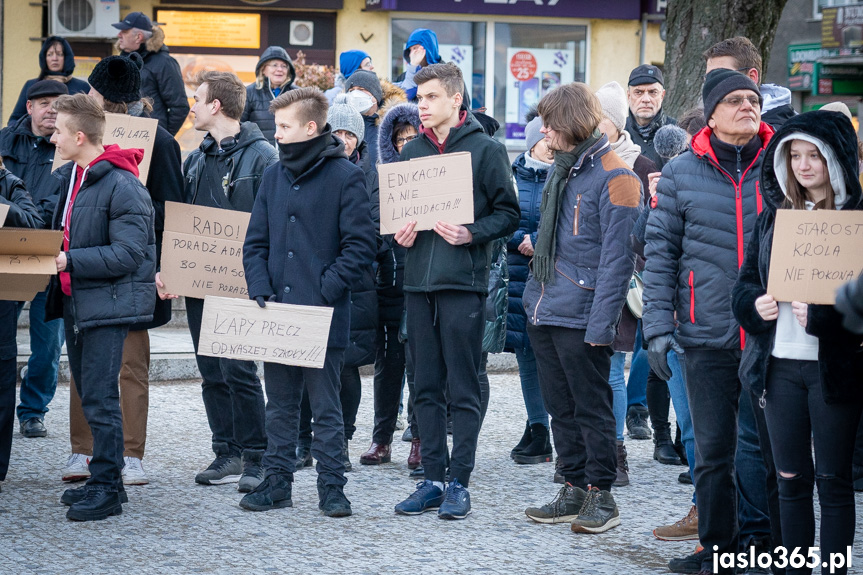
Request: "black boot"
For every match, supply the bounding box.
[613,441,630,487]
[510,421,532,459]
[295,443,313,469]
[513,423,552,464]
[625,405,652,440]
[66,488,123,521]
[653,425,682,465]
[673,424,688,466]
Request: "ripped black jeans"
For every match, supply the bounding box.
[763,358,863,575]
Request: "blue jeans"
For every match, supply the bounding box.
[515,346,548,427]
[16,290,64,422]
[626,321,648,407]
[609,352,627,441]
[667,351,696,504]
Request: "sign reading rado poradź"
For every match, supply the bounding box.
[767,210,863,305]
[197,296,334,369]
[159,202,250,299]
[378,151,474,234]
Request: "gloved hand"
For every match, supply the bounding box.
[254,295,277,308]
[647,333,684,381]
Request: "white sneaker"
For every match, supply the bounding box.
[121,456,149,485]
[62,453,91,482]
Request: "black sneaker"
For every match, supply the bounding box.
[401,427,413,442]
[195,453,242,485]
[613,441,630,487]
[525,483,586,524]
[66,489,123,522]
[239,474,293,511]
[20,417,47,438]
[553,457,564,484]
[238,450,265,493]
[317,482,352,517]
[626,405,652,440]
[570,486,620,534]
[61,485,128,506]
[342,440,352,473]
[409,465,424,479]
[668,547,712,574]
[679,470,693,485]
[296,444,313,469]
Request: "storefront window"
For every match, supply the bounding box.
[494,22,587,147]
[391,19,487,109]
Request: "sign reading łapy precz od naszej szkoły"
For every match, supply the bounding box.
[197,296,334,369]
[378,151,474,234]
[767,210,863,305]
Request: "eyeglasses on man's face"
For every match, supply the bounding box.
[718,95,760,108]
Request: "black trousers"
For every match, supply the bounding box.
[261,348,347,487]
[186,297,267,456]
[764,358,862,575]
[528,324,616,492]
[298,364,362,445]
[63,299,128,491]
[406,290,484,487]
[0,301,17,482]
[372,321,405,444]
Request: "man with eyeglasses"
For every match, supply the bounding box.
[625,65,677,169]
[642,69,774,575]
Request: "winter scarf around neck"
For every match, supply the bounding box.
[532,129,601,284]
[610,130,642,169]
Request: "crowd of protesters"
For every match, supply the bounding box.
[0,12,862,575]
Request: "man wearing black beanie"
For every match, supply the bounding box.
[57,53,184,489]
[642,69,774,575]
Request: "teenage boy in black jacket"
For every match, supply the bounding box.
[241,87,376,517]
[160,71,277,492]
[47,93,156,521]
[392,63,519,520]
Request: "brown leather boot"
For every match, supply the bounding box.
[407,438,421,469]
[359,442,392,465]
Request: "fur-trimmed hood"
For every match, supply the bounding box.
[146,26,166,52]
[377,102,420,165]
[376,80,408,125]
[761,110,862,212]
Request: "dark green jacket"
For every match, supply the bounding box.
[398,112,519,294]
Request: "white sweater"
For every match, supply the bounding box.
[771,302,819,361]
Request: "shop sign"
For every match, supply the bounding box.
[160,0,343,8]
[504,47,575,147]
[822,4,863,50]
[157,11,261,49]
[788,43,837,92]
[365,0,642,20]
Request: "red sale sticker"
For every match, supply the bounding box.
[510,51,538,81]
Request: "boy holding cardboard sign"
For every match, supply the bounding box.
[241,87,375,517]
[392,63,519,520]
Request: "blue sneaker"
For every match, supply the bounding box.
[438,479,471,520]
[394,480,444,515]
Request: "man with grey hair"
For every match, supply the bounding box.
[113,12,189,135]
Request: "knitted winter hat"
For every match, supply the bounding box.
[524,117,544,152]
[328,94,365,142]
[595,81,628,133]
[703,68,761,123]
[345,70,383,105]
[88,53,142,103]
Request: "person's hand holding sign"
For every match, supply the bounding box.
[156,272,179,300]
[755,294,779,321]
[434,221,473,246]
[395,221,418,248]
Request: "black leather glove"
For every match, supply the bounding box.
[647,333,684,381]
[836,276,863,334]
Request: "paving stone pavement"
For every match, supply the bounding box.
[1,374,860,574]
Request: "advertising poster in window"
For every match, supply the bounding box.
[505,48,575,147]
[439,44,474,102]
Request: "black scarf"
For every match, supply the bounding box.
[278,129,340,179]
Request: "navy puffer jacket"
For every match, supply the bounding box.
[505,152,547,352]
[643,122,774,349]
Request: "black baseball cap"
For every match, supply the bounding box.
[27,79,68,100]
[112,12,153,32]
[628,64,664,87]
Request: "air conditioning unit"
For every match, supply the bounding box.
[289,21,314,47]
[51,0,120,39]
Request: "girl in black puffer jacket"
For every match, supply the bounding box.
[732,111,863,572]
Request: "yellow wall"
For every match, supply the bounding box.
[336,0,389,77]
[2,2,44,125]
[588,19,665,90]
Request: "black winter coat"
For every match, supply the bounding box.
[505,152,547,352]
[643,122,775,349]
[398,111,520,294]
[124,29,190,136]
[243,130,377,349]
[0,169,42,229]
[625,109,676,169]
[183,122,278,213]
[46,155,156,330]
[732,111,863,403]
[0,115,65,228]
[9,36,90,124]
[241,78,295,146]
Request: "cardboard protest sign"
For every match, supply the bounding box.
[766,209,863,305]
[197,296,334,369]
[159,202,251,299]
[0,228,63,301]
[0,204,9,227]
[53,113,158,184]
[378,151,474,234]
